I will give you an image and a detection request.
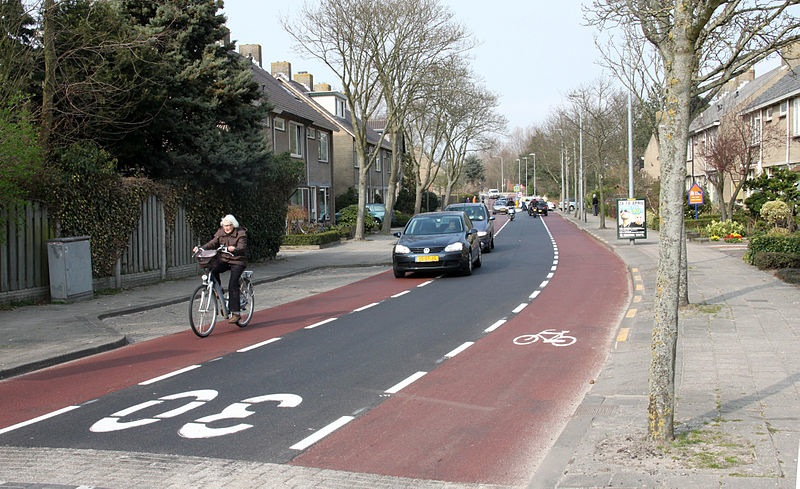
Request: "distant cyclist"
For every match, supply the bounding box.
[193,214,248,323]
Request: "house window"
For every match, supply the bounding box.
[792,99,800,136]
[780,101,788,117]
[290,122,303,157]
[751,114,761,145]
[765,107,773,121]
[307,127,315,139]
[336,99,346,118]
[319,132,329,162]
[274,117,285,131]
[376,150,383,172]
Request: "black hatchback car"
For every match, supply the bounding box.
[392,211,482,278]
[445,202,495,252]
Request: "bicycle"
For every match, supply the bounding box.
[513,329,577,347]
[189,246,255,338]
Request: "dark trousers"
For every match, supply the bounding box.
[211,261,245,313]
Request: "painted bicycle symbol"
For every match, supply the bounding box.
[513,329,577,347]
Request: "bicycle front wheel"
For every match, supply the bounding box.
[237,281,255,328]
[189,285,217,337]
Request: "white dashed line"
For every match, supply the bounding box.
[484,319,507,333]
[512,303,528,314]
[237,337,282,352]
[0,405,81,435]
[305,317,337,329]
[353,302,380,312]
[139,365,202,385]
[290,416,354,451]
[385,371,427,394]
[444,342,474,359]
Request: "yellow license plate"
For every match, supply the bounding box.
[416,255,439,262]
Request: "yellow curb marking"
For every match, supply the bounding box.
[633,295,642,303]
[617,328,630,342]
[626,308,637,318]
[635,283,643,291]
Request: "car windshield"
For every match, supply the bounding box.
[406,216,464,235]
[447,206,484,221]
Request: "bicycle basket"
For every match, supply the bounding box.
[196,249,219,268]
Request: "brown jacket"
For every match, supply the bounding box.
[202,226,248,265]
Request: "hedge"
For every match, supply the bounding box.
[282,230,341,246]
[744,233,800,266]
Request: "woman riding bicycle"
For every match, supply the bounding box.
[193,214,248,323]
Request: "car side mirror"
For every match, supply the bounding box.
[393,232,402,238]
[489,216,495,220]
[468,228,477,235]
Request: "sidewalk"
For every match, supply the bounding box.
[533,212,800,488]
[2,214,799,488]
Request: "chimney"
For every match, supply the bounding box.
[271,61,291,79]
[781,41,800,68]
[294,71,314,91]
[313,82,332,92]
[239,44,262,67]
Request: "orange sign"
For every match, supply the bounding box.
[688,183,704,205]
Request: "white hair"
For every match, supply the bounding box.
[220,214,239,228]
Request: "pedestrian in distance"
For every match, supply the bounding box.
[592,193,599,216]
[193,214,248,323]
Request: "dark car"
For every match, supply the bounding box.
[445,202,495,252]
[392,211,482,278]
[534,199,548,216]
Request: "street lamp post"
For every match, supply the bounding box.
[516,159,521,191]
[522,157,528,193]
[493,155,504,191]
[529,153,536,196]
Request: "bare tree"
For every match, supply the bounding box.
[366,0,474,233]
[286,0,386,240]
[588,0,800,443]
[700,111,782,221]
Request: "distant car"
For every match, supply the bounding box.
[392,211,482,278]
[445,202,495,252]
[366,203,386,225]
[559,200,576,211]
[492,199,512,214]
[487,189,501,199]
[547,201,556,211]
[534,200,548,216]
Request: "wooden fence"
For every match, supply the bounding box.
[1,197,197,305]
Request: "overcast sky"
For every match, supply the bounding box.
[220,1,607,132]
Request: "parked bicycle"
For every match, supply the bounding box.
[189,246,255,337]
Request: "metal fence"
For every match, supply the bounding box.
[1,197,197,305]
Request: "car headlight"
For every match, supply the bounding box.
[394,244,410,254]
[444,242,463,252]
[477,231,487,237]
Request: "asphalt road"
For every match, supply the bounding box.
[0,212,628,486]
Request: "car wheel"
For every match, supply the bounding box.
[393,267,404,278]
[490,235,495,249]
[463,251,473,275]
[474,247,482,268]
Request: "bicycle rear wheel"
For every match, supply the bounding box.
[237,280,255,327]
[189,285,217,337]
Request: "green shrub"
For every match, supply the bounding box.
[336,204,378,231]
[750,251,800,270]
[760,200,791,228]
[745,232,800,265]
[281,230,340,246]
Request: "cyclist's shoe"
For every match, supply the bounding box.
[228,313,241,324]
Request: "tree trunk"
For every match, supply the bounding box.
[648,13,693,442]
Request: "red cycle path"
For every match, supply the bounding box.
[0,272,425,429]
[291,215,631,485]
